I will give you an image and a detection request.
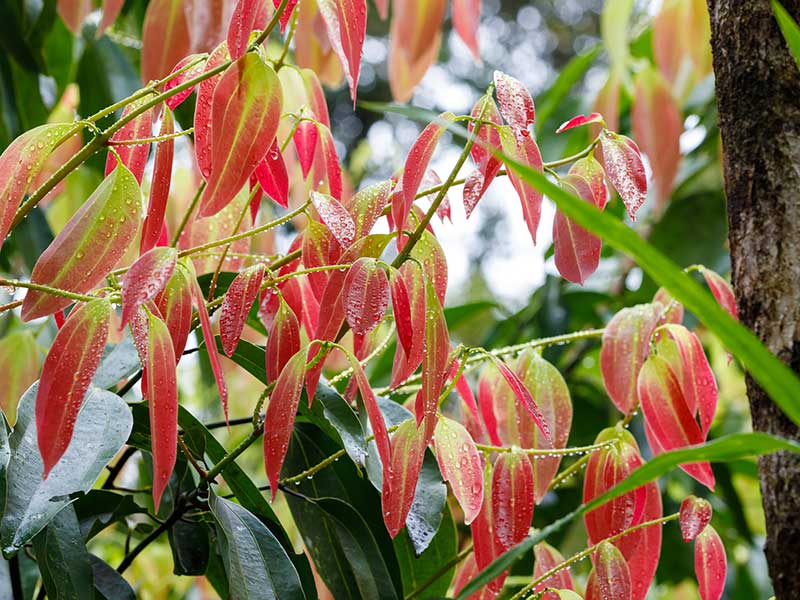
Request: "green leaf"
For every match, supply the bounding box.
[500,158,800,426]
[393,503,458,598]
[72,490,141,541]
[457,432,800,598]
[0,384,132,556]
[301,384,369,467]
[601,0,635,80]
[209,492,306,600]
[773,0,800,70]
[91,335,141,390]
[89,554,135,600]
[168,519,210,576]
[32,505,94,600]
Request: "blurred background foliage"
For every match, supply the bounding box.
[0,0,762,598]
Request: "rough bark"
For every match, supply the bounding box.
[706,0,800,597]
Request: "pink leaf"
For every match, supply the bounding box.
[493,71,535,135]
[345,180,393,240]
[105,99,154,184]
[194,43,231,180]
[699,267,738,321]
[694,525,726,600]
[343,258,389,334]
[311,191,356,248]
[556,112,605,134]
[533,542,575,594]
[219,264,266,356]
[492,450,535,551]
[389,262,426,387]
[266,296,302,383]
[595,541,632,600]
[164,55,207,111]
[227,0,270,60]
[434,416,484,524]
[255,140,290,208]
[680,495,712,542]
[489,355,551,443]
[381,417,427,537]
[191,269,229,421]
[309,124,342,199]
[155,260,194,361]
[419,277,450,439]
[97,0,125,37]
[599,131,647,221]
[553,175,603,284]
[452,0,481,60]
[121,246,178,328]
[141,108,175,254]
[498,125,544,245]
[293,121,319,179]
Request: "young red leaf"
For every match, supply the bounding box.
[345,180,393,240]
[599,131,647,221]
[194,42,231,180]
[309,124,343,199]
[403,228,449,304]
[317,0,366,102]
[553,175,603,284]
[141,0,192,83]
[489,355,551,442]
[254,141,289,208]
[463,97,503,218]
[220,264,266,356]
[105,99,154,184]
[389,263,426,386]
[452,0,481,60]
[302,220,336,301]
[164,55,207,111]
[680,495,712,542]
[227,0,270,60]
[293,121,319,178]
[36,298,111,477]
[199,54,283,217]
[599,303,662,415]
[191,270,229,421]
[396,113,456,235]
[311,191,356,248]
[155,259,194,360]
[381,417,427,538]
[471,463,496,567]
[595,541,632,600]
[533,542,575,595]
[0,332,39,426]
[434,416,484,524]
[631,67,682,207]
[699,266,738,321]
[121,246,178,328]
[273,0,300,32]
[263,349,307,500]
[141,108,175,254]
[653,286,685,325]
[493,71,535,135]
[492,450,535,551]
[143,309,179,512]
[498,125,544,245]
[419,277,450,438]
[266,297,301,383]
[694,525,726,600]
[58,0,91,33]
[556,112,606,134]
[569,155,609,209]
[343,258,389,334]
[0,123,75,253]
[22,164,142,322]
[450,360,481,424]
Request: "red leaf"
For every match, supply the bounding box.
[22,164,142,322]
[263,349,307,499]
[553,175,603,284]
[310,124,343,199]
[0,123,75,254]
[389,262,426,387]
[273,0,300,32]
[155,259,194,360]
[121,247,178,328]
[419,277,450,437]
[556,112,605,134]
[343,258,389,334]
[463,97,503,218]
[255,141,290,209]
[141,109,175,254]
[434,416,484,524]
[396,113,456,235]
[402,227,449,303]
[98,0,125,37]
[381,417,427,537]
[141,0,192,83]
[199,54,283,217]
[164,55,207,111]
[451,360,480,423]
[652,286,684,325]
[58,0,91,34]
[266,297,301,383]
[302,221,336,300]
[311,191,356,248]
[680,495,712,542]
[293,121,319,178]
[105,99,154,184]
[498,125,544,245]
[36,298,110,477]
[533,542,575,594]
[220,264,266,356]
[595,541,632,600]
[452,0,481,60]
[599,303,662,415]
[631,67,682,207]
[694,525,726,600]
[699,267,738,321]
[569,155,608,209]
[227,0,270,60]
[345,180,392,240]
[143,309,179,511]
[599,131,647,221]
[317,0,367,102]
[191,270,229,421]
[493,71,535,135]
[194,42,231,180]
[492,451,535,551]
[489,355,551,443]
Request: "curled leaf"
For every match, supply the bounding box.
[556,112,605,134]
[488,355,551,443]
[599,130,647,221]
[679,495,712,542]
[191,268,229,420]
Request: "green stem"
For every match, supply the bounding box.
[170,181,205,247]
[475,439,616,457]
[108,128,194,146]
[0,278,101,304]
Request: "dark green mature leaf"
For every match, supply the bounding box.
[89,555,135,600]
[0,384,132,556]
[301,384,368,467]
[209,493,306,600]
[32,505,94,600]
[0,0,55,72]
[457,432,800,598]
[773,0,800,70]
[168,519,210,576]
[92,335,141,390]
[73,490,141,541]
[393,503,458,597]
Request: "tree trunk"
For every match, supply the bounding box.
[706,1,800,597]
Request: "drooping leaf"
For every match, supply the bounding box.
[191,266,229,419]
[311,191,356,248]
[265,297,301,383]
[310,123,343,199]
[141,0,192,83]
[22,165,142,321]
[58,0,91,33]
[343,257,389,335]
[699,266,738,321]
[594,541,631,600]
[382,418,427,538]
[419,278,449,437]
[492,450,534,552]
[694,525,726,600]
[32,505,94,600]
[679,495,712,542]
[532,542,574,595]
[140,108,175,254]
[120,247,178,328]
[105,100,154,184]
[163,55,207,111]
[36,298,111,477]
[199,53,283,216]
[155,260,195,360]
[493,71,535,135]
[293,121,318,178]
[194,42,231,180]
[553,175,603,284]
[498,125,544,246]
[227,0,269,60]
[598,130,647,221]
[346,180,393,240]
[433,416,483,524]
[462,96,503,218]
[317,0,367,102]
[219,264,266,356]
[255,141,290,208]
[488,355,551,442]
[452,0,480,60]
[556,112,605,134]
[0,332,39,426]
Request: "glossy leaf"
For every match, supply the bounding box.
[36,298,111,477]
[390,263,426,385]
[498,125,544,245]
[492,451,534,551]
[598,130,647,221]
[595,541,631,600]
[155,260,195,360]
[121,247,178,328]
[141,109,175,254]
[0,124,75,253]
[493,71,535,135]
[191,270,229,420]
[694,525,726,600]
[266,297,301,383]
[32,505,94,600]
[227,0,270,60]
[679,495,712,542]
[141,0,192,83]
[220,264,266,356]
[264,349,307,498]
[533,542,575,594]
[343,258,389,334]
[255,141,290,208]
[599,303,662,415]
[489,355,551,442]
[419,278,449,437]
[699,266,738,321]
[556,112,605,134]
[164,55,207,111]
[199,53,283,217]
[346,180,393,240]
[311,191,356,248]
[293,121,319,178]
[22,164,142,321]
[0,332,39,426]
[310,123,343,199]
[194,42,231,180]
[433,416,483,524]
[553,175,603,284]
[105,100,154,184]
[317,0,367,102]
[463,97,503,218]
[382,418,427,538]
